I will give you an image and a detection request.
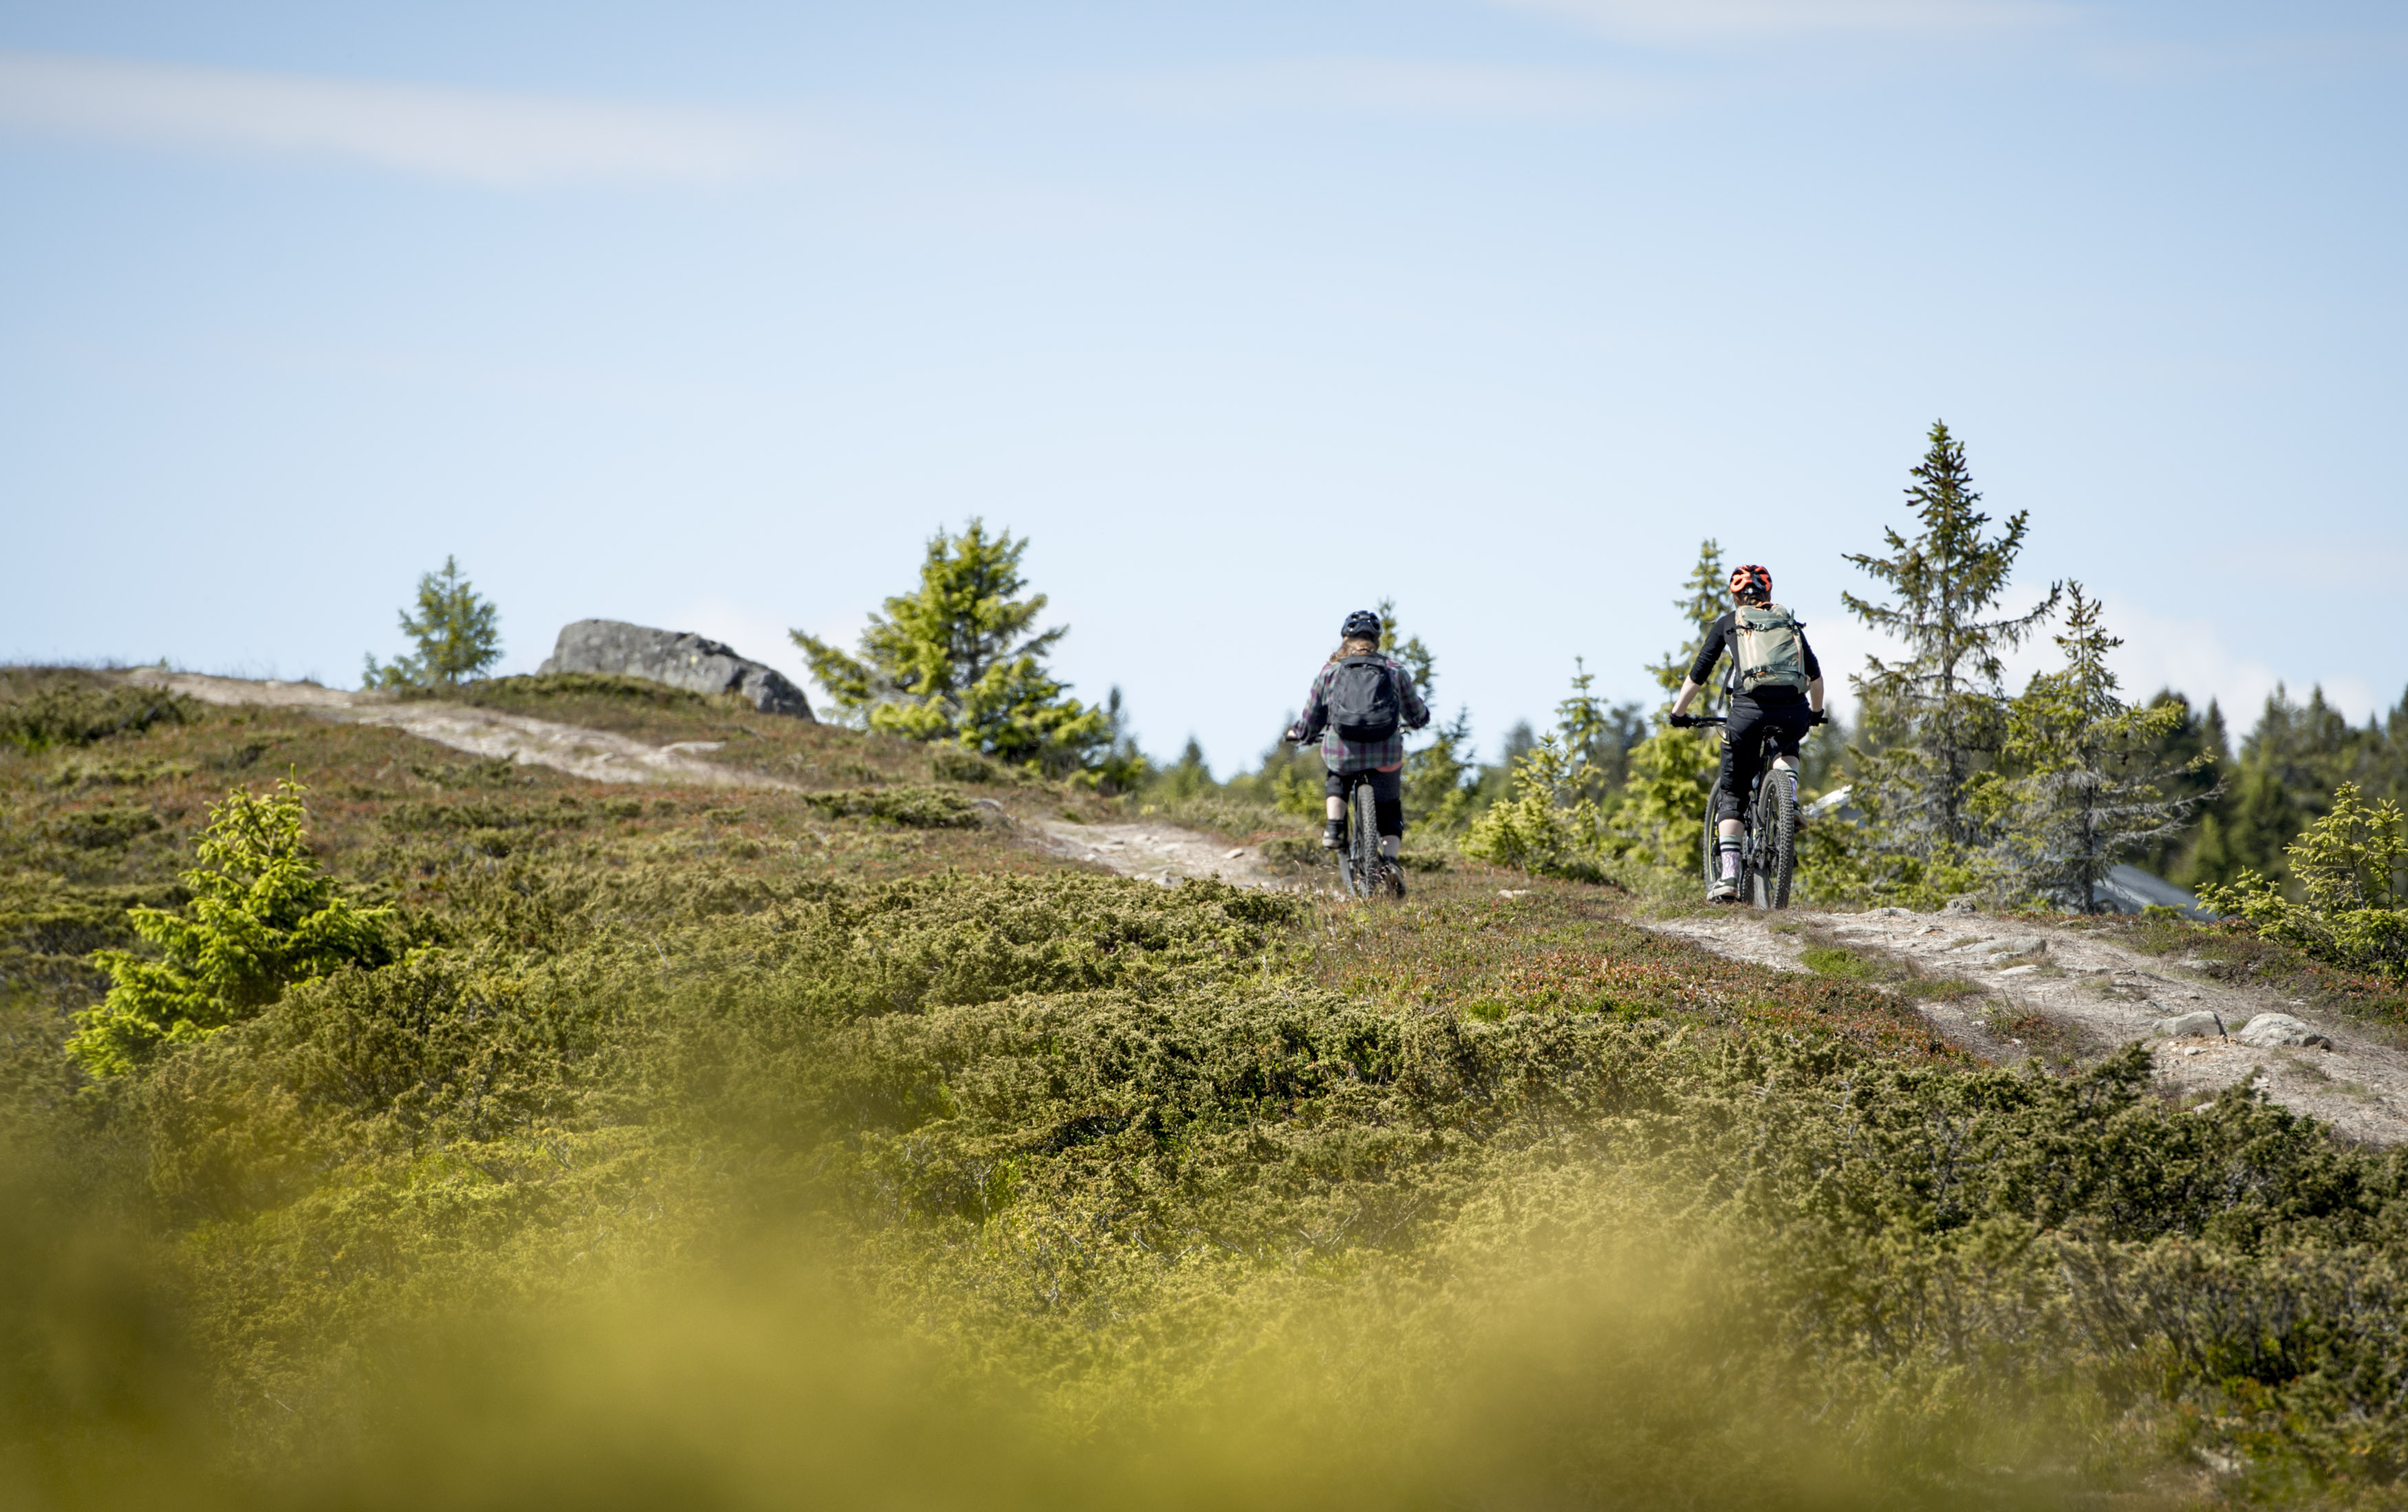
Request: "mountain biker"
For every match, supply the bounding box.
[1668,564,1825,903]
[1285,609,1431,883]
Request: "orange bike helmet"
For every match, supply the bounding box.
[1729,563,1772,601]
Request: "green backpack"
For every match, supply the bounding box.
[1730,605,1810,695]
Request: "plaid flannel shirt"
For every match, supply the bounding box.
[1295,655,1430,774]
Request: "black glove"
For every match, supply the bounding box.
[1809,710,1829,726]
[1668,713,1697,728]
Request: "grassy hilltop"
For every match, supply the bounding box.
[10,667,2408,1509]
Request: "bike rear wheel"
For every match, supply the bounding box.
[1751,763,1797,909]
[1349,779,1381,899]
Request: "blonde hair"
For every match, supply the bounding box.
[1335,636,1380,660]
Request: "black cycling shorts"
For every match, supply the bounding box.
[1324,765,1404,836]
[1715,701,1814,823]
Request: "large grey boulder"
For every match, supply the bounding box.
[2153,1010,2225,1039]
[2235,1013,2334,1050]
[537,620,814,719]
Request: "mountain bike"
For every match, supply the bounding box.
[1680,714,1817,909]
[1331,773,1405,900]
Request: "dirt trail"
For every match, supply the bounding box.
[1653,906,2408,1145]
[125,670,784,788]
[124,671,1285,884]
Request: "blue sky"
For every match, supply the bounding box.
[3,1,2402,774]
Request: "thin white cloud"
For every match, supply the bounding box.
[1494,0,2073,45]
[1128,58,1685,119]
[0,50,784,186]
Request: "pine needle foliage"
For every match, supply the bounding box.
[793,520,1109,774]
[1646,537,1730,718]
[1976,585,2213,911]
[1839,422,2061,901]
[67,779,394,1077]
[1460,733,1611,878]
[1379,599,1482,832]
[363,556,503,689]
[1610,539,1733,875]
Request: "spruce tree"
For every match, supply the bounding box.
[1842,422,2060,893]
[1378,600,1481,831]
[363,555,503,689]
[1647,539,1730,717]
[1609,541,1733,870]
[1978,585,2208,911]
[794,520,1109,773]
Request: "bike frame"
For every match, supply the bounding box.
[1329,769,1402,900]
[1688,715,1809,910]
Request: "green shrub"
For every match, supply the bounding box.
[0,680,193,753]
[2200,783,2408,981]
[39,803,164,850]
[67,780,395,1077]
[1798,944,1877,980]
[802,785,982,829]
[1461,736,1610,881]
[408,672,724,710]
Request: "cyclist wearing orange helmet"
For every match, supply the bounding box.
[1668,563,1826,903]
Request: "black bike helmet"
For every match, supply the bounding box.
[1341,609,1383,640]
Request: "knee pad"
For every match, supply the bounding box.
[1374,798,1405,837]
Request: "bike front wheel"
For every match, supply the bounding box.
[1700,780,1726,894]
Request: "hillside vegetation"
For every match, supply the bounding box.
[10,667,2408,1508]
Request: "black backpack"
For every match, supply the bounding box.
[1328,656,1401,742]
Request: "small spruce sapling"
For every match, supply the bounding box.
[2199,784,2408,980]
[363,555,504,689]
[793,519,1109,774]
[68,779,394,1077]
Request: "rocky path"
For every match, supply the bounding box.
[1652,905,2408,1145]
[124,671,781,788]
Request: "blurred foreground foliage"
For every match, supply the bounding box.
[12,667,2408,1507]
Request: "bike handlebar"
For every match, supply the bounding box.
[1670,712,1827,729]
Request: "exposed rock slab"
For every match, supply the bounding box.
[1646,905,2408,1146]
[1033,821,1284,888]
[119,670,787,789]
[537,620,813,718]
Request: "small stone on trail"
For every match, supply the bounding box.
[1997,964,2039,978]
[2236,1013,2334,1050]
[2153,1010,2225,1039]
[1874,906,1913,917]
[1987,938,2045,960]
[1224,848,1245,859]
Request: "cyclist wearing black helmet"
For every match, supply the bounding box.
[1285,609,1431,876]
[1669,564,1825,903]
